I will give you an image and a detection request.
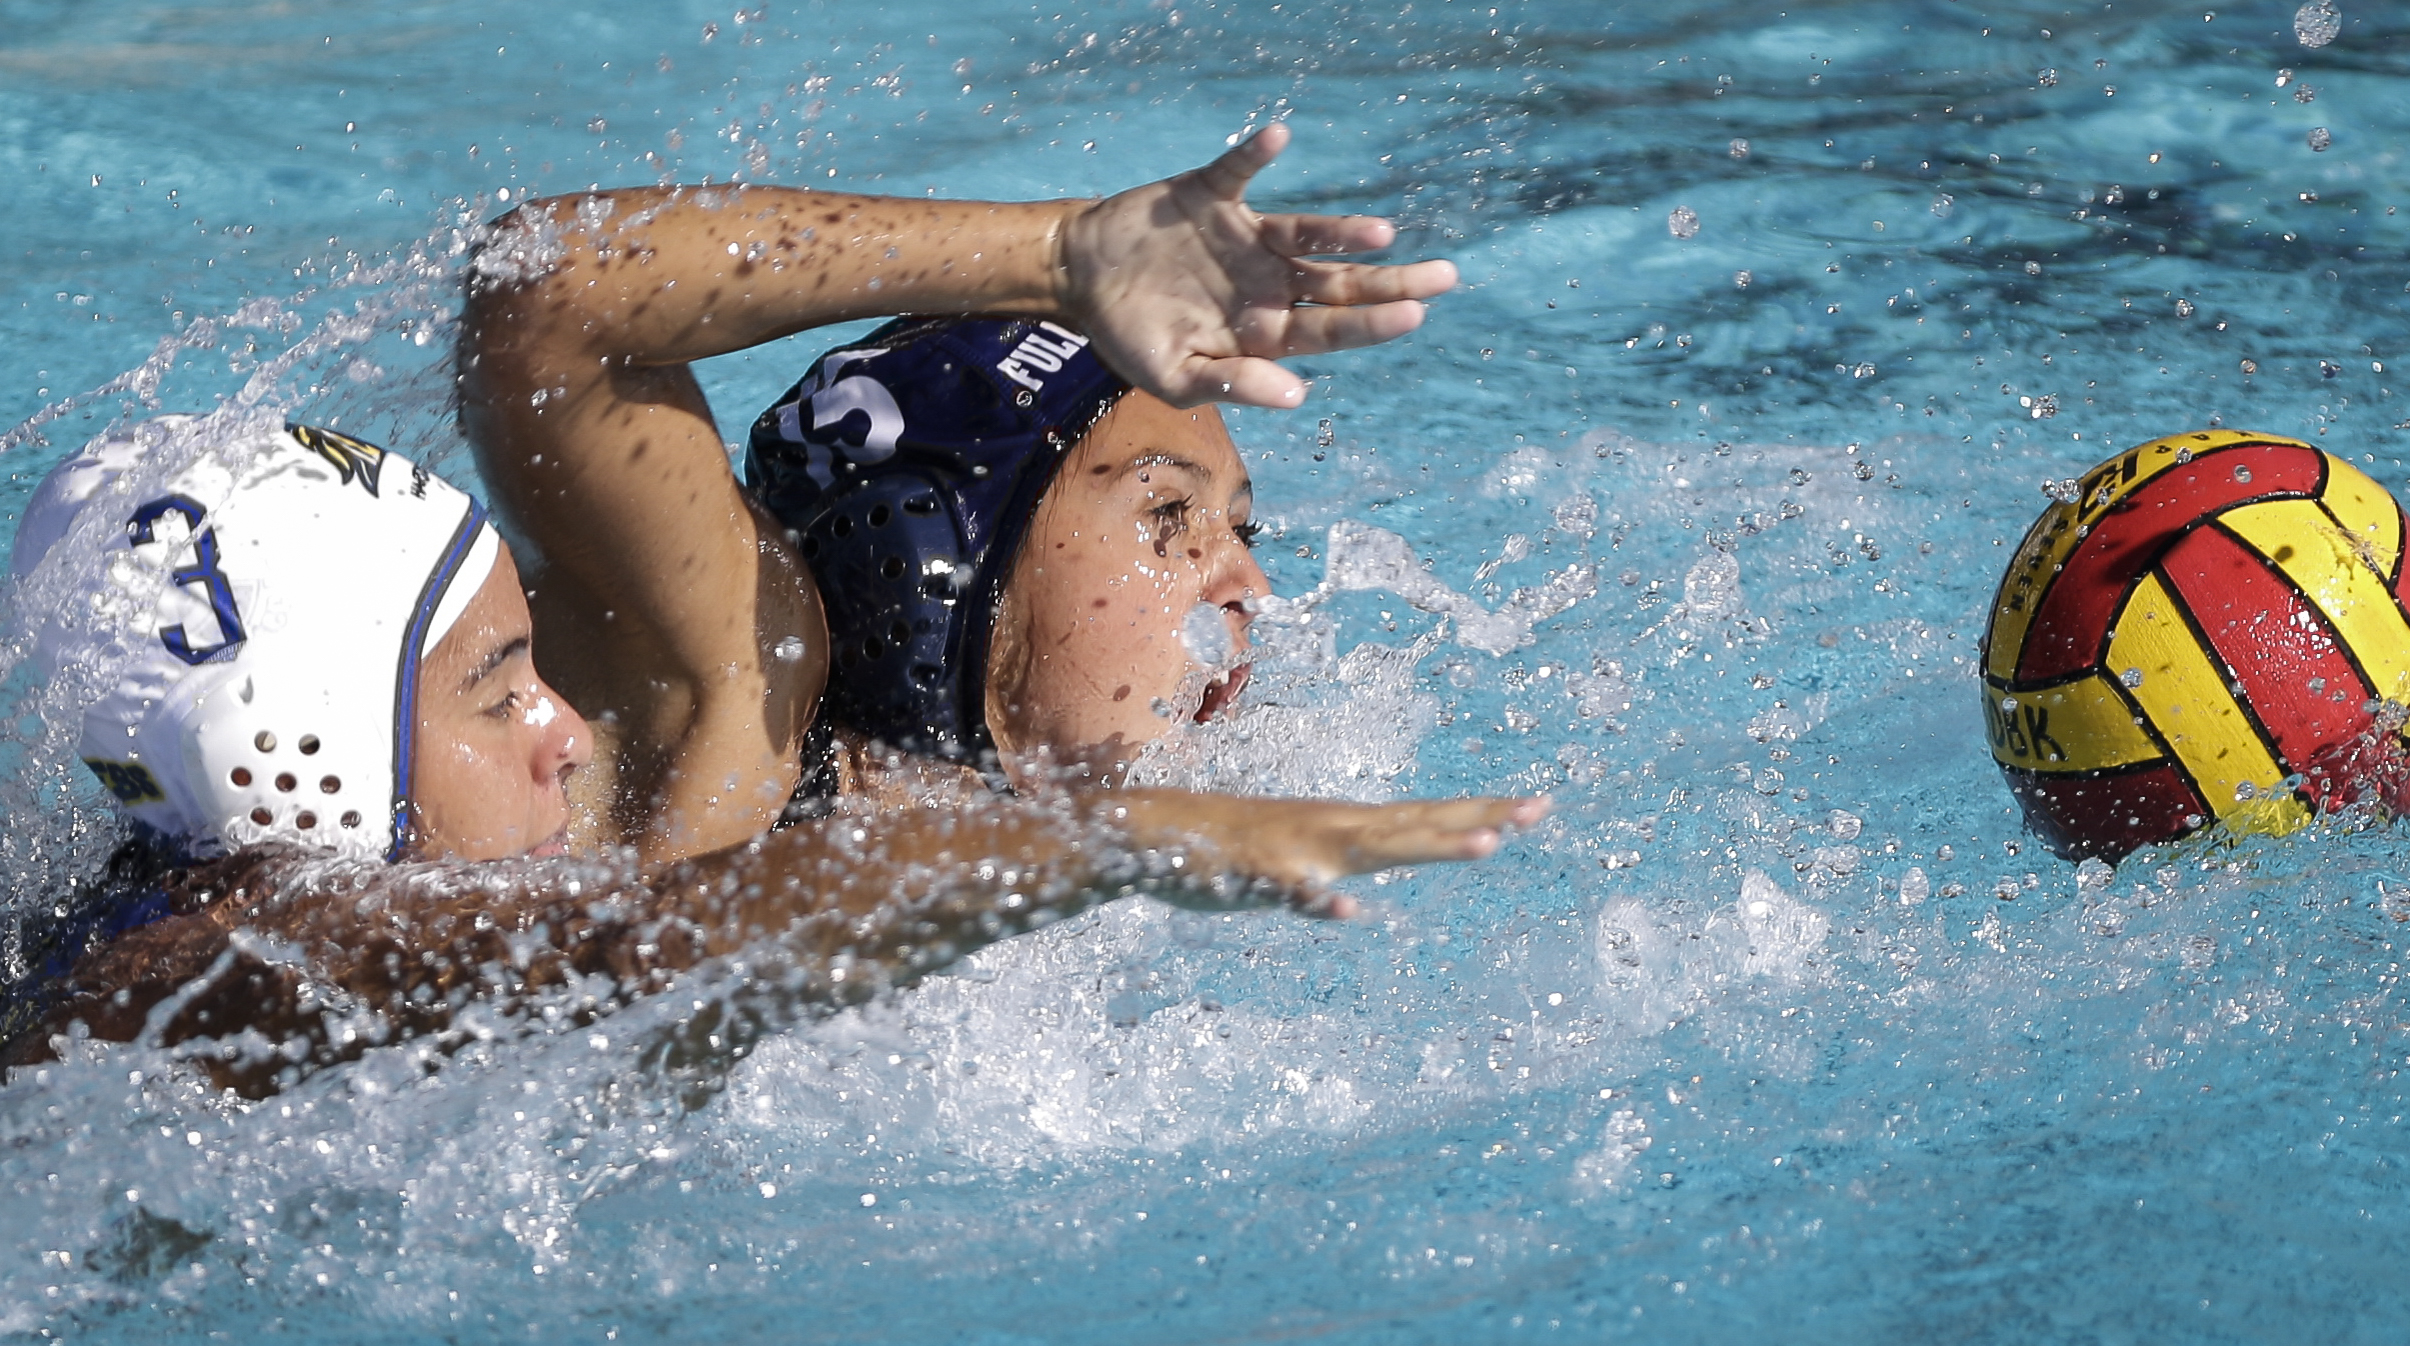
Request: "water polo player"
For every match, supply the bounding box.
[738,314,1265,806]
[460,122,1417,859]
[3,129,1542,1089]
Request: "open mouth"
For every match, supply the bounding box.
[1194,663,1252,723]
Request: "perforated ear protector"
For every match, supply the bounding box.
[16,415,498,860]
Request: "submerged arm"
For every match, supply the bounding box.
[12,791,1541,1095]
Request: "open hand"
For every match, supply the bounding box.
[1060,122,1458,409]
[1107,790,1549,918]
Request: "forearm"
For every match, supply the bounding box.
[24,796,1193,1083]
[13,787,1530,1094]
[651,794,1186,975]
[464,186,1078,373]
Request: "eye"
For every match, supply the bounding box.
[1232,519,1262,550]
[484,688,525,720]
[1148,497,1193,538]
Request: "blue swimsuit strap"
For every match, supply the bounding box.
[0,833,184,1043]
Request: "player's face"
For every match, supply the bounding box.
[984,392,1271,785]
[409,544,593,860]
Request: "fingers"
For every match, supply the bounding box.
[1290,885,1360,920]
[1406,796,1549,839]
[1291,257,1459,307]
[1166,355,1309,410]
[1256,212,1397,258]
[1267,299,1427,357]
[1192,122,1290,201]
[1335,796,1550,874]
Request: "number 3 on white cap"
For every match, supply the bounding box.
[128,494,249,665]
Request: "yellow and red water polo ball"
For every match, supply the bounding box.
[1981,429,2410,860]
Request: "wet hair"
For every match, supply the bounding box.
[744,316,1129,771]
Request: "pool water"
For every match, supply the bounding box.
[7,0,2410,1340]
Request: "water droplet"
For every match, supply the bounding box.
[1728,138,1750,159]
[2233,464,2253,482]
[1734,270,1752,288]
[1179,601,1235,669]
[2042,477,2082,503]
[2037,68,2059,86]
[2024,260,2043,276]
[2294,0,2339,48]
[1667,205,1700,239]
[2175,298,2197,317]
[1900,867,1930,905]
[2308,126,2332,151]
[2235,780,2259,801]
[773,635,807,662]
[2121,667,2146,688]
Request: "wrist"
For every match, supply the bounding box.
[1048,197,1094,321]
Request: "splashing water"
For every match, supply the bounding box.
[9,0,2410,1339]
[1176,600,1236,671]
[1319,520,1597,657]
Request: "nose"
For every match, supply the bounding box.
[1208,538,1274,643]
[530,679,593,787]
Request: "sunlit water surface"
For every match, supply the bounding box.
[6,0,2410,1340]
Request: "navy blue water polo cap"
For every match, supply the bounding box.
[745,315,1130,762]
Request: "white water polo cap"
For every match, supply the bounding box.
[12,415,500,861]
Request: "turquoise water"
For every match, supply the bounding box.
[7,0,2410,1339]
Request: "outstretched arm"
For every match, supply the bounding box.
[12,791,1543,1094]
[459,126,1456,862]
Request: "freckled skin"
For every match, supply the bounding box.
[984,393,1270,785]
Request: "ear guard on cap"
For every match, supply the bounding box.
[20,415,499,861]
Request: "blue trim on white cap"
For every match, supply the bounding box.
[387,499,491,861]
